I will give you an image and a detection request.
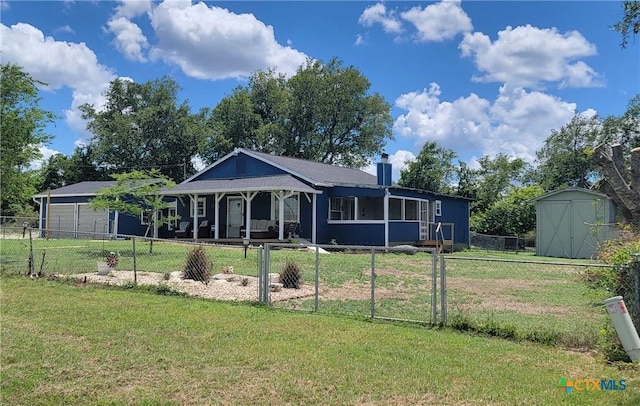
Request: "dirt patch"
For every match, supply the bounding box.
[448,277,565,315]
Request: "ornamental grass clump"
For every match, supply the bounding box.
[184,247,211,284]
[280,260,302,289]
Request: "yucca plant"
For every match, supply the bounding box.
[183,247,211,283]
[279,260,302,289]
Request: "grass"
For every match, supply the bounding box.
[0,237,621,349]
[1,276,639,405]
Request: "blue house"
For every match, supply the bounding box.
[163,149,470,247]
[34,148,471,247]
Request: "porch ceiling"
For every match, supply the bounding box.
[160,174,320,196]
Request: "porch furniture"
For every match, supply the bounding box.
[197,220,210,238]
[174,221,192,238]
[240,219,278,239]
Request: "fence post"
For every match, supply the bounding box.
[370,248,376,319]
[440,254,447,326]
[431,249,438,325]
[132,237,137,286]
[314,245,320,312]
[633,253,640,328]
[28,227,34,277]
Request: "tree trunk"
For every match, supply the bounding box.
[593,144,640,226]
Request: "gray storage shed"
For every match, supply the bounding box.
[532,187,617,259]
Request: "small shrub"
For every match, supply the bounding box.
[280,260,302,289]
[184,247,211,283]
[106,252,119,269]
[163,272,171,281]
[240,277,249,287]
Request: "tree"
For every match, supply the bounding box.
[397,141,457,194]
[80,77,201,182]
[0,64,56,216]
[614,1,640,48]
[38,145,107,191]
[198,58,393,168]
[535,114,602,191]
[472,185,544,237]
[89,170,177,251]
[469,154,529,214]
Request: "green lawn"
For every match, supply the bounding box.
[1,276,638,405]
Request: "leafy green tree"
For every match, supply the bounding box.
[199,58,393,168]
[398,141,457,194]
[38,145,107,191]
[470,154,529,214]
[90,170,177,251]
[472,185,544,236]
[535,114,602,191]
[614,1,640,48]
[80,77,200,182]
[0,64,56,216]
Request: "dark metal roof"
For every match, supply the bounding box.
[34,181,117,198]
[245,149,378,186]
[162,175,319,195]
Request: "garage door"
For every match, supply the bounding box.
[48,204,75,232]
[77,204,108,235]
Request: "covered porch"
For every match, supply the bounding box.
[160,175,321,243]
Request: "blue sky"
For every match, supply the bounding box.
[1,0,638,179]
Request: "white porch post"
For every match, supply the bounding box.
[153,209,158,239]
[384,189,389,247]
[312,193,317,244]
[241,192,258,240]
[278,191,285,240]
[214,192,224,240]
[192,194,199,240]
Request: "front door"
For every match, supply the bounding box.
[227,197,243,238]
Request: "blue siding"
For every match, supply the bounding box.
[251,193,271,219]
[328,186,385,198]
[193,154,286,180]
[389,221,420,243]
[315,194,330,243]
[328,223,385,246]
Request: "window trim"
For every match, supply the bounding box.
[190,197,206,218]
[272,192,300,223]
[435,200,442,217]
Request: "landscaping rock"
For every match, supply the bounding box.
[270,283,283,292]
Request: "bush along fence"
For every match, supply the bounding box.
[615,254,640,331]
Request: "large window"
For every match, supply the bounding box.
[329,197,355,220]
[273,194,300,222]
[389,198,420,221]
[190,197,206,217]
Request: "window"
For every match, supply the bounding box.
[140,210,154,225]
[389,198,402,220]
[435,200,442,217]
[405,200,418,220]
[389,198,419,220]
[274,194,299,222]
[329,197,355,220]
[358,197,384,220]
[190,197,206,217]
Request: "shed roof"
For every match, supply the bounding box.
[529,186,611,202]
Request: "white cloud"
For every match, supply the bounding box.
[459,25,602,88]
[147,1,308,80]
[400,0,472,42]
[355,33,366,46]
[358,3,403,34]
[107,16,149,62]
[1,0,10,11]
[0,23,116,135]
[105,0,151,62]
[53,25,75,35]
[394,82,578,163]
[362,150,415,181]
[30,145,62,170]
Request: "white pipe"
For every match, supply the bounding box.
[605,296,640,362]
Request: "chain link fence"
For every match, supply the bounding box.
[258,243,441,324]
[443,256,625,348]
[615,254,640,330]
[470,231,534,252]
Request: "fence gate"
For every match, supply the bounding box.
[258,243,445,325]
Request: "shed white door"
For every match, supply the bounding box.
[572,199,605,259]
